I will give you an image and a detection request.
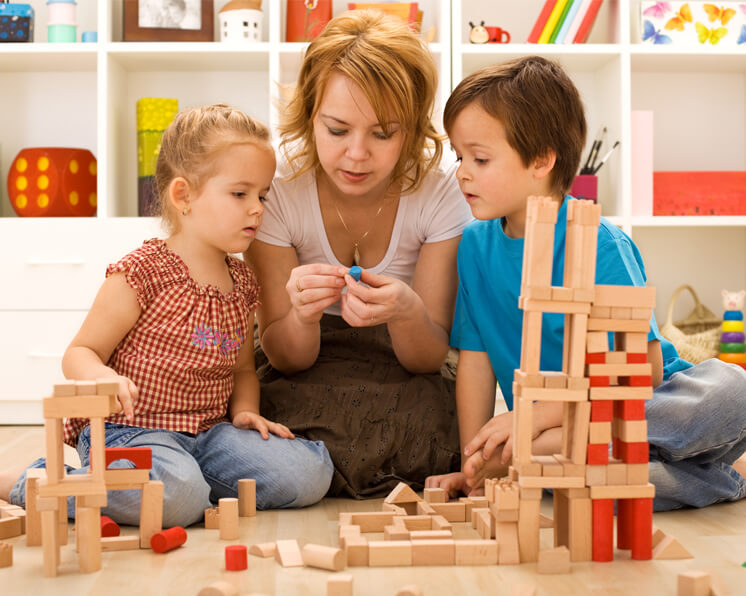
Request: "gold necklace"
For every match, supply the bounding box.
[331,194,387,266]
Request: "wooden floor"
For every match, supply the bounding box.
[1,426,744,595]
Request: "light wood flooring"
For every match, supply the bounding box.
[1,425,744,595]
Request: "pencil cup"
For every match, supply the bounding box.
[571,175,597,203]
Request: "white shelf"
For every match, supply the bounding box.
[630,216,746,228]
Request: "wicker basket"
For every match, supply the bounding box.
[660,285,720,364]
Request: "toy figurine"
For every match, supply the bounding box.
[468,20,489,44]
[718,289,746,370]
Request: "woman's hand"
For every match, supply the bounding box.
[340,268,415,327]
[287,264,347,325]
[232,411,295,440]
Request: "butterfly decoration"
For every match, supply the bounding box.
[665,3,692,30]
[643,2,672,18]
[741,4,746,14]
[703,3,737,25]
[643,19,673,43]
[738,24,746,44]
[695,21,729,44]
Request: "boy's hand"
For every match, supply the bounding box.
[232,411,295,440]
[464,411,515,464]
[424,472,483,498]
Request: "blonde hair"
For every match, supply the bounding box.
[155,103,271,232]
[279,9,442,194]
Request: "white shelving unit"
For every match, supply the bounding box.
[0,0,744,421]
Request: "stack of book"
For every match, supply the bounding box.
[527,0,604,43]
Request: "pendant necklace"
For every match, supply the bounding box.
[331,194,387,266]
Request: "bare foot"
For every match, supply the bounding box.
[0,465,27,503]
[733,453,746,480]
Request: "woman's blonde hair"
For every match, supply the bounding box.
[279,9,442,194]
[155,103,271,232]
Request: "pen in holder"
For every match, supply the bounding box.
[571,174,597,202]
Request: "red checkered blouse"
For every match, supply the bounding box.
[64,239,260,446]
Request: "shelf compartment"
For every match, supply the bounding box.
[0,45,97,72]
[107,42,270,71]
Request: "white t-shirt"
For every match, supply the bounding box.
[256,161,473,316]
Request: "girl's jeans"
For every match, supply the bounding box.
[10,421,333,527]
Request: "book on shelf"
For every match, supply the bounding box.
[529,0,604,44]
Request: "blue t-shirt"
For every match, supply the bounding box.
[450,197,691,410]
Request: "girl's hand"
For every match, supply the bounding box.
[287,264,347,325]
[464,411,515,464]
[340,268,415,327]
[232,411,295,440]
[111,376,138,422]
[424,472,482,499]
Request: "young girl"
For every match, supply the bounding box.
[1,104,333,527]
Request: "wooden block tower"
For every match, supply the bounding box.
[508,196,655,564]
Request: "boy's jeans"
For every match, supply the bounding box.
[648,358,746,511]
[10,421,333,527]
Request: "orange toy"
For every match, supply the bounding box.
[7,147,97,217]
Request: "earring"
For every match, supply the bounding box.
[182,206,190,216]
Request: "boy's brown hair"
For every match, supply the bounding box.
[443,56,586,198]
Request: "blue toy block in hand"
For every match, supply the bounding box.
[349,266,362,282]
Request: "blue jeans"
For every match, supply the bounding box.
[10,422,333,527]
[647,358,746,511]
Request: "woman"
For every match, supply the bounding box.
[246,10,473,498]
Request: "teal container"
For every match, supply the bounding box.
[48,23,76,42]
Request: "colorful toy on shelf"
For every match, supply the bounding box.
[0,1,34,42]
[7,147,97,217]
[136,97,178,216]
[286,0,332,42]
[219,0,262,43]
[468,20,489,43]
[46,0,76,43]
[718,289,746,370]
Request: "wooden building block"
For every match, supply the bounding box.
[585,465,607,486]
[589,386,653,401]
[238,478,256,517]
[368,540,412,566]
[475,509,494,539]
[519,476,585,489]
[393,515,433,531]
[339,524,361,541]
[518,495,541,563]
[204,507,220,529]
[606,462,627,485]
[617,332,648,353]
[677,571,711,596]
[409,530,453,540]
[198,581,239,596]
[139,480,164,549]
[614,420,648,443]
[75,380,98,395]
[384,482,422,505]
[411,539,455,566]
[627,463,649,485]
[590,401,613,422]
[249,542,276,558]
[344,537,369,567]
[494,482,521,510]
[327,574,353,596]
[1,507,25,534]
[586,331,609,353]
[429,502,466,523]
[542,370,567,389]
[101,535,140,551]
[592,499,614,562]
[588,421,612,445]
[454,539,498,565]
[431,515,452,532]
[0,542,12,568]
[587,318,650,333]
[105,446,153,470]
[382,502,407,515]
[416,501,436,516]
[53,380,77,396]
[275,539,304,567]
[615,399,646,420]
[537,546,571,574]
[302,543,345,571]
[497,521,520,565]
[76,505,102,573]
[587,363,652,377]
[589,483,656,500]
[653,535,693,559]
[423,488,447,503]
[24,472,42,546]
[384,525,410,541]
[593,285,656,308]
[0,517,22,539]
[351,512,396,533]
[104,468,151,490]
[611,307,633,319]
[553,454,585,478]
[218,498,239,541]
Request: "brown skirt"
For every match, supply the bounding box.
[256,314,460,498]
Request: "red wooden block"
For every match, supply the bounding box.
[628,498,653,560]
[589,376,610,387]
[619,376,653,387]
[614,400,646,420]
[592,499,614,562]
[105,447,153,470]
[225,544,248,571]
[585,352,606,364]
[617,440,649,464]
[100,515,120,538]
[616,499,631,550]
[591,401,613,422]
[626,353,648,364]
[587,444,609,465]
[151,526,187,553]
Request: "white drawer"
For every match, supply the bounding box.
[0,311,88,403]
[0,218,164,310]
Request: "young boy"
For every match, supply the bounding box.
[426,56,746,511]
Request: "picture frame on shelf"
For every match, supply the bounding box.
[123,0,214,42]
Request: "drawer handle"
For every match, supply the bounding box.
[26,259,85,266]
[27,352,64,359]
